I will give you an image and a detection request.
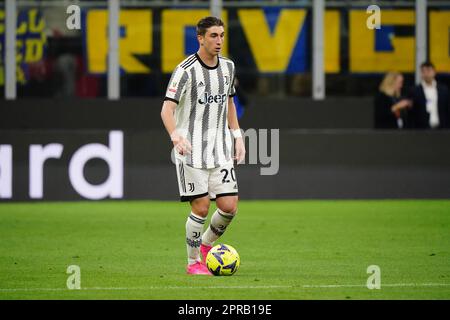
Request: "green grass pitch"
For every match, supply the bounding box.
[0,200,449,300]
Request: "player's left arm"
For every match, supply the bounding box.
[228,96,246,164]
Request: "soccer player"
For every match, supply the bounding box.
[160,17,246,275]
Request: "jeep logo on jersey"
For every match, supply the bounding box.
[198,92,227,105]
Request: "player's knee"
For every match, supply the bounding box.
[192,205,209,217]
[191,197,210,217]
[217,200,238,215]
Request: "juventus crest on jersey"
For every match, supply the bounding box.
[165,53,237,169]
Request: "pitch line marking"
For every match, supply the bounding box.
[302,283,450,288]
[0,283,449,292]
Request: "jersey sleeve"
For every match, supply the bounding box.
[164,67,189,104]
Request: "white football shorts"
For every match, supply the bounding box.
[175,155,239,202]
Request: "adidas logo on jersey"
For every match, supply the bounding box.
[198,92,227,105]
[198,81,204,87]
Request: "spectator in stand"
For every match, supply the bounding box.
[374,72,412,129]
[408,62,450,129]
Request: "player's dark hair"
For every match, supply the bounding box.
[420,61,435,69]
[196,16,224,36]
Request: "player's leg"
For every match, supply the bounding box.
[186,195,210,265]
[174,156,211,275]
[201,163,239,262]
[202,195,238,249]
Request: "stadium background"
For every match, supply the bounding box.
[0,0,449,301]
[1,0,449,201]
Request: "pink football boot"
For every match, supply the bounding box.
[200,244,212,265]
[186,261,211,275]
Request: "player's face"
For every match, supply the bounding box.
[199,26,225,56]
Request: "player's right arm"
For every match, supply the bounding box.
[161,66,191,155]
[161,100,191,155]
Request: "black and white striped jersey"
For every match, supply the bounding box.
[164,53,237,169]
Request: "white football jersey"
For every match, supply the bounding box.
[165,53,237,169]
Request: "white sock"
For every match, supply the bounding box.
[202,209,235,247]
[186,212,206,265]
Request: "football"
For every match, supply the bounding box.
[206,244,240,276]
